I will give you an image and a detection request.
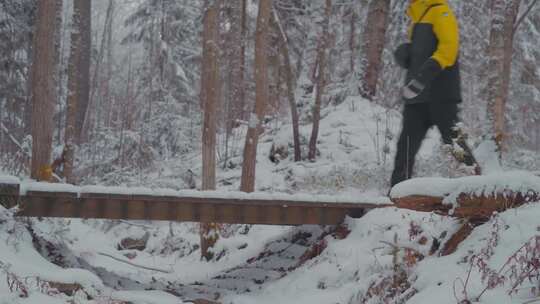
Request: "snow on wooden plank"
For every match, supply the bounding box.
[14,180,392,206]
[0,174,20,185]
[20,181,79,195]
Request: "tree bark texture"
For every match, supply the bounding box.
[360,0,391,100]
[228,0,246,124]
[273,9,302,162]
[29,1,59,181]
[75,0,91,143]
[64,0,84,184]
[240,0,272,193]
[486,0,521,154]
[308,0,332,161]
[200,1,220,261]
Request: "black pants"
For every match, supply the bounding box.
[390,102,471,187]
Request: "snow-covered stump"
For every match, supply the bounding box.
[390,172,540,221]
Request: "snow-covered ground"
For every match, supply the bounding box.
[1,97,539,303]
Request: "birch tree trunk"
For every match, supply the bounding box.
[240,0,272,193]
[200,0,220,261]
[486,0,521,156]
[308,0,331,161]
[360,0,391,100]
[29,1,59,181]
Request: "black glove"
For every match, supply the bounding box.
[402,58,442,100]
[394,43,411,69]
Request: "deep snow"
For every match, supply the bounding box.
[1,97,539,303]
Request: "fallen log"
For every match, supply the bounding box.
[390,195,447,213]
[390,173,540,221]
[392,190,539,221]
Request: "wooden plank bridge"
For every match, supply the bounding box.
[0,180,391,226]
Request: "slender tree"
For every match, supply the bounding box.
[308,0,332,161]
[64,0,85,183]
[486,0,521,156]
[349,7,357,74]
[272,8,301,162]
[229,0,246,122]
[222,0,247,168]
[75,0,91,143]
[240,0,272,192]
[200,0,220,260]
[29,0,59,180]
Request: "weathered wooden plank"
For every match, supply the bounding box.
[13,189,386,225]
[0,183,20,209]
[0,183,19,196]
[21,191,78,218]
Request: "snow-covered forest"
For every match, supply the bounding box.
[1,0,540,303]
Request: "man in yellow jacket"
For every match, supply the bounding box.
[391,0,479,187]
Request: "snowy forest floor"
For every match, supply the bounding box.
[2,97,540,303]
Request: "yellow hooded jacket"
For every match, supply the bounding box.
[405,0,462,103]
[408,0,459,69]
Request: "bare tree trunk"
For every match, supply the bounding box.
[54,0,64,147]
[30,1,59,181]
[268,43,281,116]
[273,8,301,162]
[240,0,247,119]
[200,1,220,261]
[119,51,133,171]
[486,0,521,155]
[75,0,91,143]
[360,0,391,100]
[85,0,113,145]
[240,0,272,193]
[513,0,539,32]
[64,0,85,183]
[221,0,244,168]
[104,0,114,129]
[349,8,357,74]
[308,0,331,161]
[230,0,246,123]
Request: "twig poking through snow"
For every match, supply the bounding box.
[119,220,155,230]
[97,252,172,274]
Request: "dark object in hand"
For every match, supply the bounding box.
[402,58,442,102]
[394,43,411,69]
